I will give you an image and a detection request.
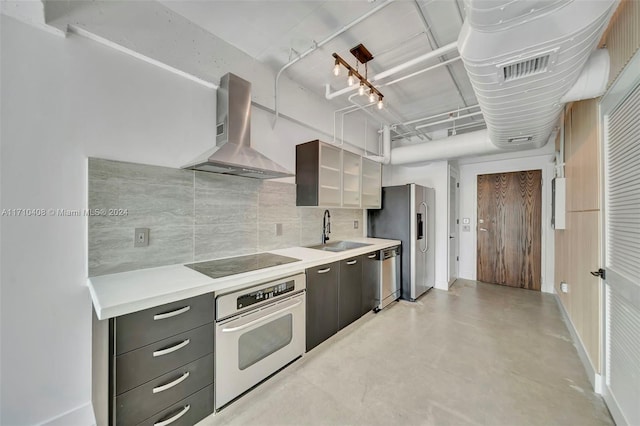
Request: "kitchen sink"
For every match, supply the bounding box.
[307,241,372,252]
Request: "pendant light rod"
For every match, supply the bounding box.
[332,53,384,100]
[272,0,396,127]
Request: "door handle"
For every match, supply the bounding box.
[420,201,428,253]
[479,228,488,232]
[153,305,190,321]
[590,268,606,279]
[153,372,190,394]
[154,405,190,426]
[317,268,331,274]
[221,299,303,333]
[346,260,357,265]
[153,339,190,357]
[367,254,376,259]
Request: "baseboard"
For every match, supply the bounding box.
[554,295,602,394]
[435,280,449,291]
[41,402,96,426]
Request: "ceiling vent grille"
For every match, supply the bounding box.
[502,55,550,82]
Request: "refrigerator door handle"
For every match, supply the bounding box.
[420,201,428,253]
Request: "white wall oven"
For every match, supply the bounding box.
[214,273,306,409]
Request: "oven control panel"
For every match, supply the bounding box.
[237,280,295,309]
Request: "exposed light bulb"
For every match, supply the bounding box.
[333,61,340,76]
[377,96,384,110]
[358,82,365,96]
[369,91,375,103]
[347,71,355,87]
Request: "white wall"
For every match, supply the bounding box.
[0,14,364,425]
[384,161,451,290]
[458,154,556,293]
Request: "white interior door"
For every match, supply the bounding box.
[449,172,459,285]
[601,57,640,426]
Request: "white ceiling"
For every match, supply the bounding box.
[160,0,482,140]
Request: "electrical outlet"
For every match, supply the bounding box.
[353,220,359,229]
[560,282,569,293]
[134,228,149,247]
[275,223,283,236]
[463,225,471,232]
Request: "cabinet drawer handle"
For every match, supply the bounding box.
[346,260,357,265]
[154,404,190,426]
[153,339,190,357]
[152,371,190,394]
[367,254,376,259]
[153,305,191,321]
[317,268,331,274]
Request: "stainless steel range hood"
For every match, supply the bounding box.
[183,73,294,179]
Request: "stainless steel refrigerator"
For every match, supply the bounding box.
[367,184,435,301]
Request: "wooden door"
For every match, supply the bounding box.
[477,170,542,290]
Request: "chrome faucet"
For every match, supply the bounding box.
[322,209,331,244]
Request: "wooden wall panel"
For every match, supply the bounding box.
[605,0,640,87]
[555,0,639,376]
[568,100,600,211]
[578,211,602,370]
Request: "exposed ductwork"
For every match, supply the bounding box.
[560,48,611,103]
[360,0,619,166]
[456,0,618,151]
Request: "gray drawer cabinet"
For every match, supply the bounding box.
[110,293,214,425]
[115,294,213,355]
[305,262,340,351]
[362,251,379,315]
[339,255,364,330]
[115,354,213,425]
[306,256,372,352]
[138,385,214,426]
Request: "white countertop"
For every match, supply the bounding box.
[88,237,400,320]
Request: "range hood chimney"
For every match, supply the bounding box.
[183,73,294,179]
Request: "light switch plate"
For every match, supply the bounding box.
[462,217,470,224]
[275,223,283,236]
[134,228,149,247]
[353,220,359,229]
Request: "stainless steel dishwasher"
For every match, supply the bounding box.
[373,245,401,312]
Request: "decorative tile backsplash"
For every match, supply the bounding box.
[88,158,363,276]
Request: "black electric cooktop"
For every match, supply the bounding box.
[185,253,300,279]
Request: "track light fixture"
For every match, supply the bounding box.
[332,43,383,109]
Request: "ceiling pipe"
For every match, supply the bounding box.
[390,128,557,165]
[400,104,480,126]
[375,41,458,80]
[390,129,500,164]
[365,125,392,165]
[272,0,395,127]
[325,42,459,100]
[382,56,461,87]
[415,111,484,130]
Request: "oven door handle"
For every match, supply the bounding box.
[221,298,303,334]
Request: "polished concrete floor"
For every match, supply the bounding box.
[199,280,613,426]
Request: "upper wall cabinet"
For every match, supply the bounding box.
[296,140,381,209]
[342,151,361,208]
[361,158,382,209]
